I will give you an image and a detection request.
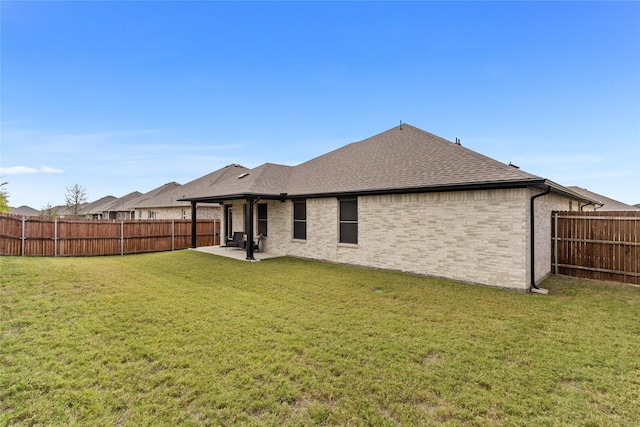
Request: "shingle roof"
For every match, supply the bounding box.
[119,184,180,211]
[188,163,293,197]
[286,124,541,195]
[9,205,40,216]
[84,195,119,215]
[567,186,639,211]
[173,164,250,201]
[179,124,581,202]
[100,191,145,213]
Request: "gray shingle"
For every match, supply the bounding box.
[180,124,547,201]
[173,164,250,201]
[567,186,639,211]
[286,124,541,195]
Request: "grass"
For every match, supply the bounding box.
[1,251,639,426]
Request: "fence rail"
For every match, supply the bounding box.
[0,214,220,257]
[552,211,639,285]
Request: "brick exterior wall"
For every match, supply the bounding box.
[221,189,583,291]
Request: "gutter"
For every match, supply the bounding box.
[530,185,551,292]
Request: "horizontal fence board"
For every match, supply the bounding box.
[555,263,640,278]
[552,211,639,285]
[0,214,220,257]
[555,238,640,247]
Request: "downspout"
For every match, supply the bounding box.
[579,202,592,211]
[530,185,551,290]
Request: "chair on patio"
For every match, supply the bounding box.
[253,234,263,253]
[224,232,245,250]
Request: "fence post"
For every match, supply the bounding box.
[121,220,124,256]
[21,216,26,257]
[54,219,58,257]
[554,212,558,275]
[172,219,175,251]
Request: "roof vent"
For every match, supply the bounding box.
[238,172,249,179]
[399,120,403,130]
[455,138,461,145]
[509,162,520,169]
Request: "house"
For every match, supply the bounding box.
[9,205,40,217]
[84,195,119,219]
[94,182,180,219]
[53,201,91,218]
[123,182,181,219]
[179,124,598,292]
[98,191,146,219]
[567,186,640,211]
[132,170,239,220]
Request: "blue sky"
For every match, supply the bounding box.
[1,1,639,208]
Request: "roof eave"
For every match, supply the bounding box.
[544,180,603,206]
[178,192,287,204]
[179,179,602,205]
[180,179,549,203]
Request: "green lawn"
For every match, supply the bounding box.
[1,251,638,426]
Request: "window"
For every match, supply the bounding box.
[257,204,267,236]
[339,198,358,244]
[293,200,306,240]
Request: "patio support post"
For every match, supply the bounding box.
[245,197,255,260]
[190,201,197,249]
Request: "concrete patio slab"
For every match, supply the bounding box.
[190,245,283,261]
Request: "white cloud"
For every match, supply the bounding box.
[41,166,65,174]
[0,166,39,174]
[0,166,64,175]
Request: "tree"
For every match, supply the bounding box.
[40,202,59,218]
[0,179,9,213]
[65,183,88,217]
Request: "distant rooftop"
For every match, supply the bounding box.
[567,186,640,211]
[9,205,40,216]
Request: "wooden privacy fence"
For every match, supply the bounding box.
[552,211,639,285]
[0,214,220,257]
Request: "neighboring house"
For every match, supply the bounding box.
[179,124,599,292]
[133,172,233,220]
[98,191,145,219]
[84,195,119,219]
[9,205,40,216]
[567,186,640,211]
[54,203,88,218]
[120,182,183,220]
